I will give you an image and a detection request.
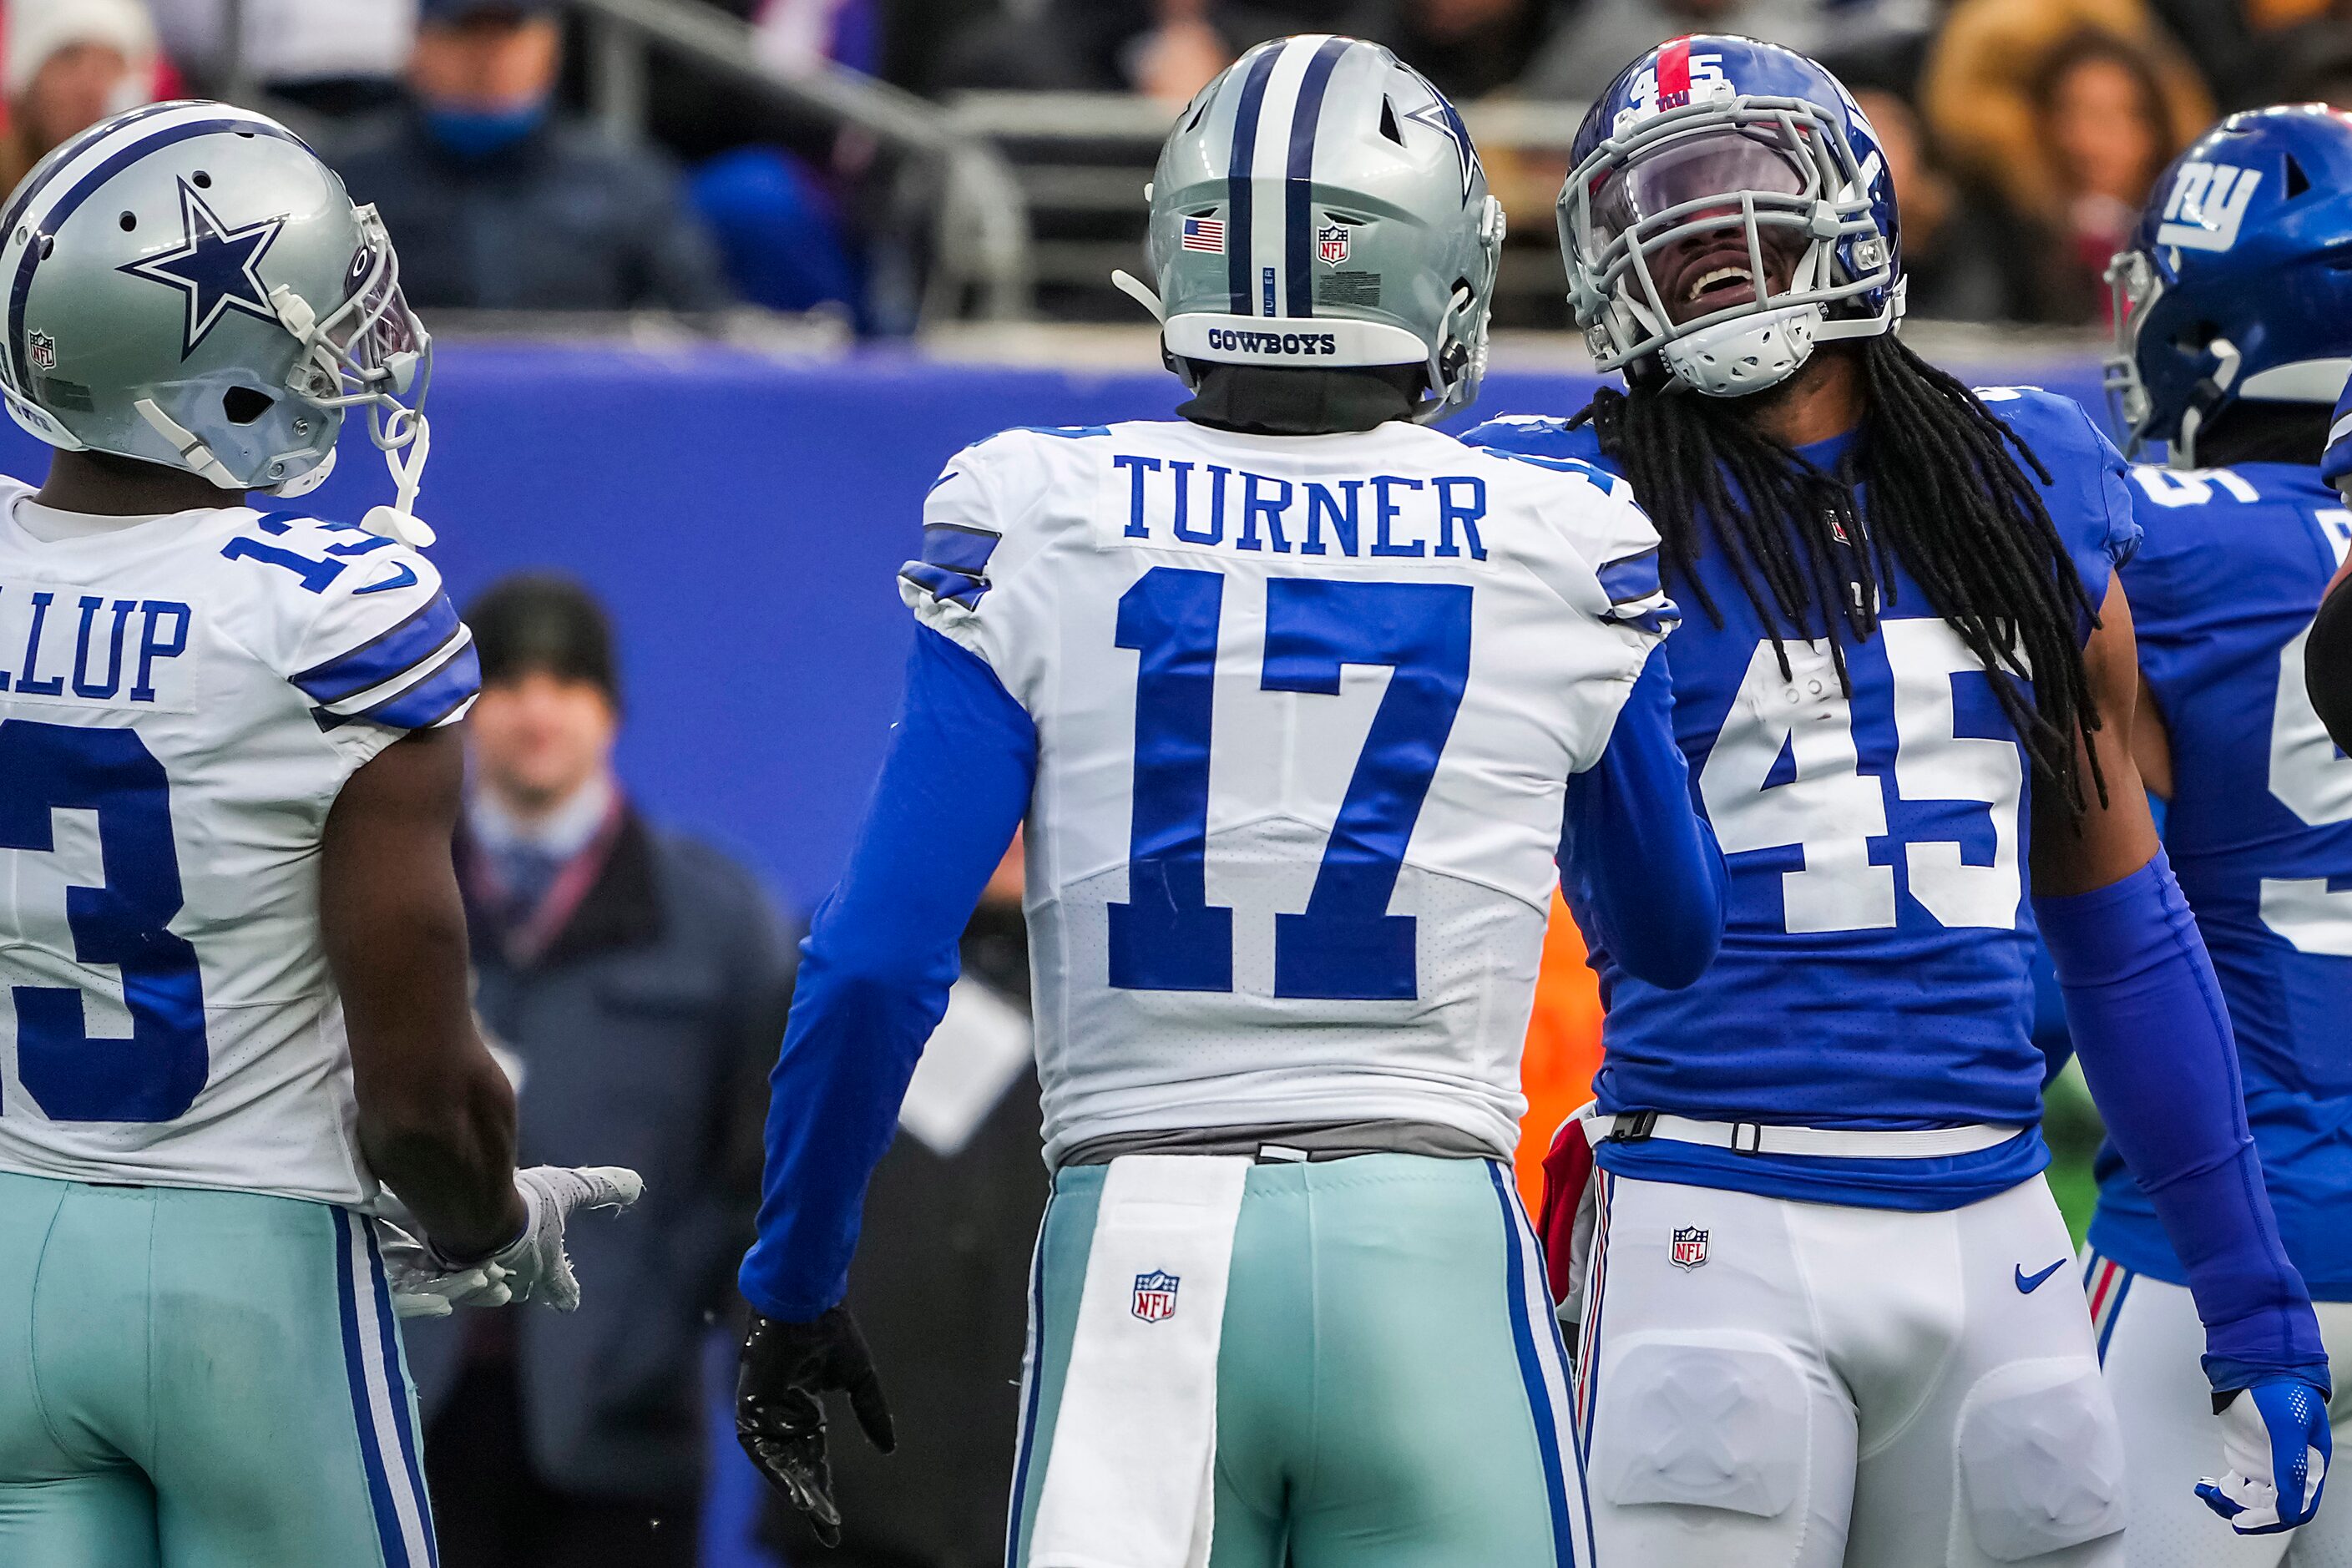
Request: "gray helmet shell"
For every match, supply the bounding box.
[1136,35,1505,423]
[1,101,432,525]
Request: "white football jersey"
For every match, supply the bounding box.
[0,476,477,1206]
[903,418,1672,1163]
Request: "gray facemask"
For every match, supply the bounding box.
[1,101,437,543]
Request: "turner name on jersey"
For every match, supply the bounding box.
[902,419,1672,1165]
[0,477,478,1206]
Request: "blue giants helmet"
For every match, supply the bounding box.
[2106,104,2352,466]
[1559,35,1901,397]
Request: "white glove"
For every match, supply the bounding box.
[378,1236,510,1318]
[374,1165,642,1317]
[2198,1378,2331,1535]
[488,1166,645,1312]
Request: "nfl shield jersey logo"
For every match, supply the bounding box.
[28,331,56,372]
[1132,1270,1181,1323]
[1671,1227,1708,1270]
[1318,223,1351,266]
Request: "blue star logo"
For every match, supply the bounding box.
[1402,75,1482,206]
[119,181,287,359]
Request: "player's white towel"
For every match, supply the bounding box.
[1029,1154,1252,1568]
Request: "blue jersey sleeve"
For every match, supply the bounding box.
[738,625,1038,1321]
[2323,373,2352,495]
[1559,643,1726,989]
[1977,387,2140,634]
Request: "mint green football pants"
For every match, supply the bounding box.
[0,1171,438,1568]
[1007,1153,1590,1568]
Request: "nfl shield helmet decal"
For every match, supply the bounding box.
[1317,223,1351,266]
[1132,1270,1181,1323]
[1671,1227,1709,1271]
[28,331,57,372]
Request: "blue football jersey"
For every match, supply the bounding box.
[1467,387,2137,1209]
[2087,461,2352,1298]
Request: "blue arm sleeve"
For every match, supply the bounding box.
[2036,849,2327,1392]
[737,626,1037,1321]
[1558,644,1727,989]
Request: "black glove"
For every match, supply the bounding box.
[736,1307,896,1548]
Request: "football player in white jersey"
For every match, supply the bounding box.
[0,104,639,1568]
[736,37,1725,1568]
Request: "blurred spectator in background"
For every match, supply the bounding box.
[938,0,1349,100]
[1924,0,2208,324]
[942,0,1561,103]
[331,0,732,311]
[147,0,414,116]
[406,575,793,1568]
[1373,0,1557,101]
[2027,31,2174,322]
[2279,21,2352,106]
[1,0,159,193]
[1850,84,2027,321]
[675,0,872,316]
[763,839,1048,1568]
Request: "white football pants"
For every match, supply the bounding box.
[1577,1171,2127,1568]
[2091,1254,2352,1568]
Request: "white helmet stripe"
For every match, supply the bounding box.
[1243,36,1330,321]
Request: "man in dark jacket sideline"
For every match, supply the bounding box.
[330,0,732,311]
[405,574,794,1568]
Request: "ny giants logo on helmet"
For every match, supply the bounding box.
[1624,39,1729,124]
[2156,161,2264,252]
[1206,327,1340,357]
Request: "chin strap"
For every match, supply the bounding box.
[2172,336,2244,471]
[1110,269,1166,322]
[134,398,241,490]
[362,410,435,548]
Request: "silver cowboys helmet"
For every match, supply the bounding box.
[1118,34,1506,423]
[0,101,434,541]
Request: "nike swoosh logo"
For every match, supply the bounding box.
[2016,1260,2066,1293]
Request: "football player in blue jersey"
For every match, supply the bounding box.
[2090,103,2352,1568]
[1468,37,2329,1568]
[2308,377,2352,749]
[734,36,1726,1568]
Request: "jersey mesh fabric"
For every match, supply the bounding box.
[1465,387,2140,1210]
[0,475,477,1206]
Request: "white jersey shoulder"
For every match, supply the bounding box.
[0,475,478,1204]
[898,417,1675,1163]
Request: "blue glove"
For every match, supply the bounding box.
[2197,1377,2331,1535]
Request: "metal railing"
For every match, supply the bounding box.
[569,0,1033,323]
[942,91,1591,321]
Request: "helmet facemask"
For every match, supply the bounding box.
[272,205,435,539]
[2102,247,2163,458]
[1560,94,1895,396]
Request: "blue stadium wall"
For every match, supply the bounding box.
[0,346,2108,917]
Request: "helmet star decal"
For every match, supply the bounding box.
[118,180,288,359]
[1401,77,1481,205]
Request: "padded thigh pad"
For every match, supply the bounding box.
[1955,1358,2127,1562]
[1590,1331,1808,1518]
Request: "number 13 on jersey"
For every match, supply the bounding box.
[1107,566,1471,1002]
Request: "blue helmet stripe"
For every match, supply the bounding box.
[7,115,306,396]
[1283,37,1353,319]
[1225,47,1282,317]
[0,100,190,249]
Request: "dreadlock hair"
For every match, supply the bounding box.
[1572,331,2107,811]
